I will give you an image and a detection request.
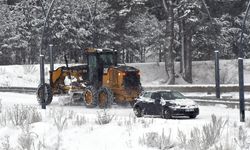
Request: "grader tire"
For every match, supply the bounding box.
[84,86,98,108]
[37,83,53,105]
[97,87,114,108]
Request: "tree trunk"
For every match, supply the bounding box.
[184,34,192,83]
[180,19,193,83]
[163,0,170,82]
[140,42,143,63]
[125,49,129,63]
[159,46,162,62]
[130,51,133,63]
[166,0,175,85]
[144,47,146,62]
[122,48,125,63]
[181,19,185,74]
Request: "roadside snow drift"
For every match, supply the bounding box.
[0,59,249,87]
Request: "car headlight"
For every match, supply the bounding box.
[169,105,180,109]
[189,104,198,108]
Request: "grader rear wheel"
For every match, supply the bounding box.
[37,83,53,105]
[84,86,98,108]
[97,87,114,108]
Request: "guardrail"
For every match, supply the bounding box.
[1,84,249,93]
[0,87,37,93]
[143,84,250,92]
[186,96,250,107]
[0,85,249,107]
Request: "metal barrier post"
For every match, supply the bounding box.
[238,58,245,122]
[214,50,220,98]
[237,0,250,122]
[49,44,54,72]
[40,55,46,109]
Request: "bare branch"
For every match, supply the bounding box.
[162,0,168,13]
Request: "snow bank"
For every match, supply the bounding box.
[0,59,249,87]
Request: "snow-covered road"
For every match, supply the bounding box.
[1,92,250,150]
[0,92,249,121]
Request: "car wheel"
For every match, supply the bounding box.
[162,109,171,119]
[133,106,143,117]
[129,101,136,107]
[189,115,197,119]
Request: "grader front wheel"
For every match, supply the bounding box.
[84,86,98,108]
[37,83,53,105]
[98,87,114,108]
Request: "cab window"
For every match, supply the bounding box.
[99,53,114,67]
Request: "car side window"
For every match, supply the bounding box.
[151,93,161,100]
[161,92,172,100]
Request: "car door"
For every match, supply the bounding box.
[148,92,162,115]
[139,92,152,115]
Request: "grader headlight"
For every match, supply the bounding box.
[118,72,126,76]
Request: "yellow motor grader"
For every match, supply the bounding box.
[36,48,142,108]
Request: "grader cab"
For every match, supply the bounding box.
[37,48,142,108]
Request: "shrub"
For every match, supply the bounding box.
[177,115,228,150]
[53,109,68,132]
[139,129,173,149]
[220,67,236,84]
[23,65,37,75]
[18,124,37,150]
[177,129,187,149]
[73,114,87,126]
[188,127,202,150]
[0,112,7,127]
[29,107,42,124]
[139,118,154,128]
[246,118,250,128]
[7,105,29,126]
[234,126,250,149]
[1,136,12,150]
[0,98,2,113]
[201,115,228,149]
[0,68,6,74]
[6,105,42,126]
[1,81,10,87]
[95,109,114,125]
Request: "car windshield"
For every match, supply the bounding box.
[160,91,185,100]
[143,92,152,98]
[171,91,185,99]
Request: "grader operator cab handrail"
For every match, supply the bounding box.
[64,54,71,80]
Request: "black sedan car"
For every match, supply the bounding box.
[133,90,199,119]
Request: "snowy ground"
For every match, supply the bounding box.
[0,61,250,149]
[0,92,250,150]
